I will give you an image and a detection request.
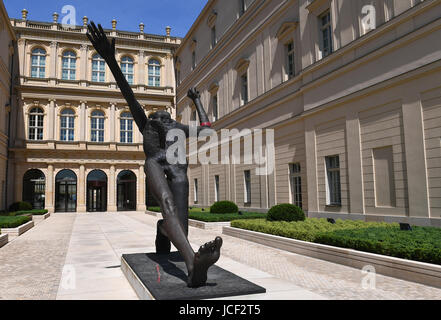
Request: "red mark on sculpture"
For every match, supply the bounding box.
[156,265,161,283]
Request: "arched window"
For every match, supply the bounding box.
[62,51,76,80]
[23,169,45,209]
[148,59,160,87]
[121,56,134,85]
[91,110,105,142]
[92,54,106,82]
[28,107,44,140]
[60,109,75,141]
[31,48,46,78]
[120,112,133,143]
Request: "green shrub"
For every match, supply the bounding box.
[210,201,239,214]
[189,211,266,222]
[267,204,305,222]
[0,215,32,228]
[147,207,161,213]
[15,209,48,216]
[8,201,33,212]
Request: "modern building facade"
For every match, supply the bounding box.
[6,9,180,213]
[176,0,441,226]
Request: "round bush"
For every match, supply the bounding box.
[267,204,305,222]
[8,201,33,213]
[210,201,239,214]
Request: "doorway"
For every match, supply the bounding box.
[87,170,107,212]
[55,169,77,212]
[117,170,136,211]
[23,169,46,209]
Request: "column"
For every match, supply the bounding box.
[305,119,319,213]
[138,50,145,86]
[402,94,430,218]
[137,165,146,211]
[346,110,365,214]
[48,99,56,140]
[110,103,116,142]
[108,165,117,211]
[45,164,54,213]
[50,41,58,79]
[80,44,88,82]
[80,101,87,141]
[14,166,22,202]
[77,165,86,212]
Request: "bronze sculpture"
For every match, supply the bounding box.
[87,22,222,288]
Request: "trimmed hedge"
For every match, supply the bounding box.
[189,211,266,222]
[8,201,32,212]
[147,207,161,213]
[231,218,441,265]
[0,215,32,229]
[267,204,305,222]
[15,209,48,216]
[210,201,239,214]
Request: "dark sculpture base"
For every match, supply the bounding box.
[121,252,266,300]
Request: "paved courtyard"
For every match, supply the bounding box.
[0,212,441,300]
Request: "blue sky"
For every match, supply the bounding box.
[4,0,208,37]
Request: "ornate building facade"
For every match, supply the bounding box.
[176,0,441,226]
[7,10,180,213]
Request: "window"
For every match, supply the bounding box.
[290,163,302,208]
[60,109,75,141]
[325,155,341,206]
[194,179,198,203]
[92,54,106,82]
[62,51,76,80]
[148,59,160,87]
[176,69,181,85]
[244,170,251,204]
[211,26,217,49]
[214,175,220,202]
[239,0,246,16]
[240,73,248,106]
[28,107,44,140]
[91,110,105,142]
[192,51,196,70]
[286,41,295,79]
[191,110,197,122]
[319,10,333,58]
[121,56,134,85]
[120,112,133,143]
[31,48,46,78]
[212,94,218,122]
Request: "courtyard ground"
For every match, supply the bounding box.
[0,212,440,300]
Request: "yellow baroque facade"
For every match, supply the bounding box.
[6,9,180,213]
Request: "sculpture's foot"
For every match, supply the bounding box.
[187,237,223,288]
[155,220,171,254]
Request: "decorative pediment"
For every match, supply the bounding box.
[234,58,250,73]
[306,0,332,16]
[207,10,217,28]
[276,21,299,41]
[208,82,219,94]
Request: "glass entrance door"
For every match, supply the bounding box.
[56,181,77,212]
[87,186,105,212]
[117,170,136,211]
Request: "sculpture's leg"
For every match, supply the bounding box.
[166,165,189,236]
[155,219,171,254]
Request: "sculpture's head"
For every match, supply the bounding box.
[149,110,172,124]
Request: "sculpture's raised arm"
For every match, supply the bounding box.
[187,88,211,128]
[87,21,147,132]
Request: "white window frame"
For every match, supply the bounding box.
[60,109,75,142]
[289,163,302,208]
[91,110,105,142]
[214,175,220,202]
[120,112,134,143]
[31,48,46,78]
[319,9,333,59]
[325,155,341,206]
[211,26,217,49]
[239,0,246,16]
[28,107,44,141]
[62,51,76,80]
[194,179,198,203]
[92,54,106,82]
[212,94,218,122]
[191,51,196,70]
[121,56,134,85]
[240,73,248,106]
[286,41,295,79]
[244,170,251,204]
[148,59,161,87]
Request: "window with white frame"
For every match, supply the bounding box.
[325,155,341,205]
[240,73,248,106]
[120,112,134,143]
[289,163,302,208]
[92,54,106,82]
[60,109,75,141]
[214,175,220,202]
[148,59,161,87]
[31,48,46,78]
[91,110,105,142]
[28,107,44,141]
[212,94,218,122]
[194,179,198,203]
[191,51,196,70]
[286,41,295,79]
[319,10,333,59]
[244,170,251,204]
[62,51,76,80]
[121,56,134,85]
[239,0,246,16]
[191,109,197,122]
